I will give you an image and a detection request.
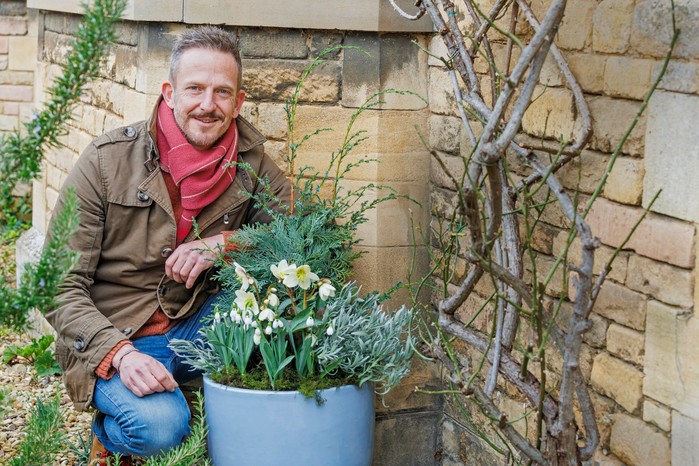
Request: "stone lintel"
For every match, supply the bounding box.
[28,0,433,32]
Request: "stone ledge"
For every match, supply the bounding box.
[28,0,183,22]
[28,0,433,32]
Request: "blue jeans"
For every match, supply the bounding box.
[92,291,219,457]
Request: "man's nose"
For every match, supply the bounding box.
[198,89,216,111]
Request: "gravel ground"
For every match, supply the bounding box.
[0,330,93,465]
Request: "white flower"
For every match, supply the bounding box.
[214,312,221,323]
[286,264,319,290]
[259,308,275,322]
[242,310,253,327]
[230,310,241,323]
[273,319,283,329]
[253,328,262,345]
[234,262,249,291]
[267,293,279,307]
[306,316,315,327]
[271,259,295,282]
[265,325,272,335]
[318,279,336,301]
[234,289,259,315]
[326,325,334,336]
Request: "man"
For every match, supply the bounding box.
[46,26,290,464]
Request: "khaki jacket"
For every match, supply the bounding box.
[46,108,290,411]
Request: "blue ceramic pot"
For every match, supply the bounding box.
[203,376,375,466]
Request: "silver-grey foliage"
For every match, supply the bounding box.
[316,284,415,394]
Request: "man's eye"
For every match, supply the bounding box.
[217,89,231,96]
[187,86,201,92]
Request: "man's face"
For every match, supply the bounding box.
[162,48,245,151]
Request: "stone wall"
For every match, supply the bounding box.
[0,0,36,139]
[427,1,698,465]
[4,1,698,465]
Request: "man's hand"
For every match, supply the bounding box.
[165,234,224,288]
[114,346,178,397]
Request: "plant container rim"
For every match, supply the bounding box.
[203,374,371,396]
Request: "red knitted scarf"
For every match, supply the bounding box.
[156,100,239,244]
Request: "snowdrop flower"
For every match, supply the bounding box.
[273,319,283,329]
[253,328,262,345]
[265,325,273,335]
[242,310,253,327]
[287,264,319,290]
[230,310,241,323]
[326,325,334,336]
[234,289,259,316]
[318,279,336,301]
[214,312,221,323]
[306,316,315,327]
[234,262,249,291]
[271,259,295,282]
[267,293,279,307]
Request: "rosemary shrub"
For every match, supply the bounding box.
[7,394,65,466]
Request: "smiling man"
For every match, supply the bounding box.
[45,27,290,465]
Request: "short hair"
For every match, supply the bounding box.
[169,26,242,88]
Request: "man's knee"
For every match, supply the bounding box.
[121,395,191,456]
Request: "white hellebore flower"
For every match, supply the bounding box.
[259,308,275,322]
[270,259,295,282]
[234,262,249,291]
[318,279,336,301]
[306,316,315,327]
[234,289,259,316]
[253,328,262,345]
[326,325,334,336]
[287,264,319,290]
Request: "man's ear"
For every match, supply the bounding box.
[162,81,175,108]
[232,90,246,119]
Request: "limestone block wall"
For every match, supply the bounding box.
[428,1,698,465]
[0,1,37,139]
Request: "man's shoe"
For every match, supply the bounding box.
[88,432,133,466]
